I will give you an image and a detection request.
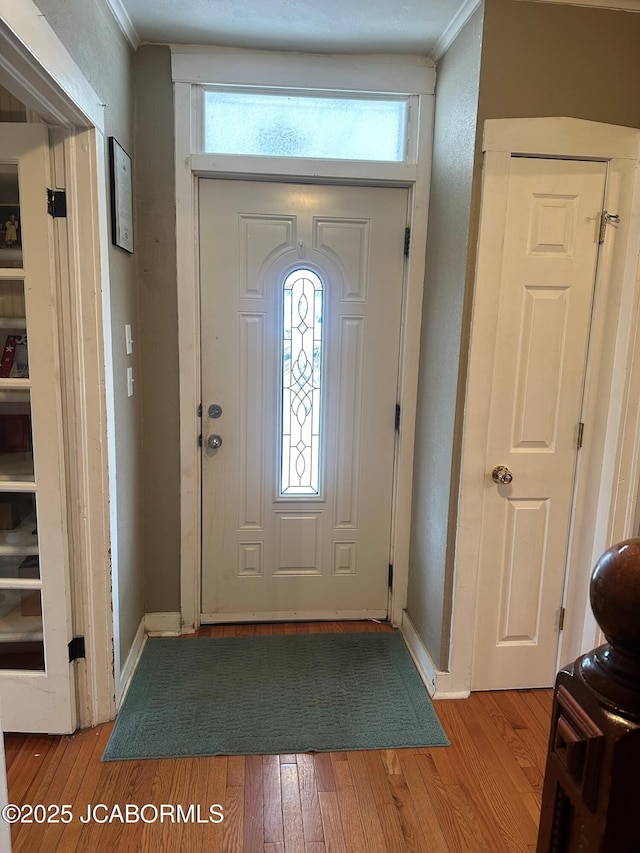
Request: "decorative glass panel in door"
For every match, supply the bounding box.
[280,269,323,496]
[0,125,75,733]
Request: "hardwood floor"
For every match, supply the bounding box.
[4,622,553,852]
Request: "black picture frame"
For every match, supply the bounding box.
[108,137,134,254]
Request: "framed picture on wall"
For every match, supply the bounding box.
[108,137,134,254]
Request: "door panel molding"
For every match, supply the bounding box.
[448,117,640,697]
[473,156,607,689]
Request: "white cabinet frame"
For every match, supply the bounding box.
[0,0,116,726]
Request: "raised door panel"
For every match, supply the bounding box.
[200,180,407,619]
[473,157,607,689]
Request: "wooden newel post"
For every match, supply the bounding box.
[536,538,640,852]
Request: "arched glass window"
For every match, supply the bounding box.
[281,269,324,496]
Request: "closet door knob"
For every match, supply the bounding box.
[491,465,513,485]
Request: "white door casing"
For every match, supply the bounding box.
[199,180,407,620]
[0,0,117,728]
[0,124,76,732]
[173,55,435,632]
[471,157,607,690]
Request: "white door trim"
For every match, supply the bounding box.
[0,0,104,129]
[173,53,435,630]
[0,1,116,726]
[447,117,640,697]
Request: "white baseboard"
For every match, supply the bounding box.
[116,616,146,710]
[401,611,471,700]
[401,612,438,697]
[429,669,471,699]
[145,611,182,636]
[434,689,471,699]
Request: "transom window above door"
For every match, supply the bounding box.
[202,88,409,162]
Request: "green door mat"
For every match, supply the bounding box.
[103,632,448,760]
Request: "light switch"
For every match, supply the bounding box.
[127,366,134,397]
[125,324,133,355]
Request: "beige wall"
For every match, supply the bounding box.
[134,46,181,612]
[425,0,640,671]
[479,0,640,129]
[407,7,483,670]
[32,0,144,673]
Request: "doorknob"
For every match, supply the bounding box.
[207,434,223,450]
[491,465,513,484]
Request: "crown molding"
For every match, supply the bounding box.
[524,0,640,9]
[103,0,140,49]
[430,0,482,62]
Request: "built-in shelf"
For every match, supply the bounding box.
[0,317,26,327]
[0,589,42,642]
[0,379,30,391]
[0,453,34,483]
[0,632,44,644]
[0,629,43,643]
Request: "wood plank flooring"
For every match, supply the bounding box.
[4,622,553,852]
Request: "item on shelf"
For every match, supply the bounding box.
[9,336,28,378]
[0,413,32,453]
[0,334,28,379]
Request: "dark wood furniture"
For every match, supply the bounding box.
[537,539,640,852]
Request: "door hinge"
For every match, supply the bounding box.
[577,422,585,450]
[558,607,566,632]
[68,636,85,662]
[404,227,411,256]
[198,434,203,447]
[197,403,202,417]
[388,564,394,587]
[599,210,620,244]
[47,188,67,218]
[395,403,401,431]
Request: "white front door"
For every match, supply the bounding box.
[0,125,76,732]
[472,157,607,690]
[199,180,407,620]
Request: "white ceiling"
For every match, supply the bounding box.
[108,0,475,59]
